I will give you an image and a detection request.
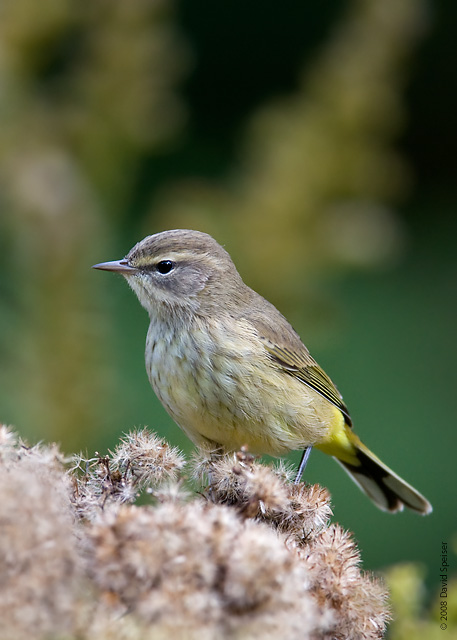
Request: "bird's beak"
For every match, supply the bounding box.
[92,260,139,275]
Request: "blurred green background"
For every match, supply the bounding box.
[0,0,455,601]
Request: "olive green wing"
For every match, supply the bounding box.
[242,304,352,425]
[260,339,352,426]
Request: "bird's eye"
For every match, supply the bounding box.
[155,260,175,275]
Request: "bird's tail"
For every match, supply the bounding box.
[334,431,432,514]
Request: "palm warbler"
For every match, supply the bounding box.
[93,229,431,514]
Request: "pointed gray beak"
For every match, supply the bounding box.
[92,259,139,275]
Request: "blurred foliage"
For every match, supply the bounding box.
[152,0,424,309]
[0,0,186,447]
[0,0,186,208]
[385,562,457,639]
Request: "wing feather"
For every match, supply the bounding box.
[241,303,352,425]
[261,339,352,425]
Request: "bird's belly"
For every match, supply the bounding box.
[145,320,335,456]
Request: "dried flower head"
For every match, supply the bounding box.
[264,482,333,546]
[72,429,186,519]
[0,427,391,640]
[194,450,289,514]
[88,500,328,638]
[111,428,186,487]
[0,423,17,448]
[301,524,390,639]
[193,450,332,543]
[0,438,84,640]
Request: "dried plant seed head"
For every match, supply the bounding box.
[87,500,328,637]
[0,441,84,639]
[71,429,186,520]
[299,524,390,638]
[0,426,391,639]
[111,428,186,487]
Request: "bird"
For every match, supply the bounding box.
[93,229,432,514]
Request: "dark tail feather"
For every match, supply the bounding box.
[336,438,432,515]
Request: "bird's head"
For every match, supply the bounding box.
[93,229,249,317]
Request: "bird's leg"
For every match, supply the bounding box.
[294,446,312,484]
